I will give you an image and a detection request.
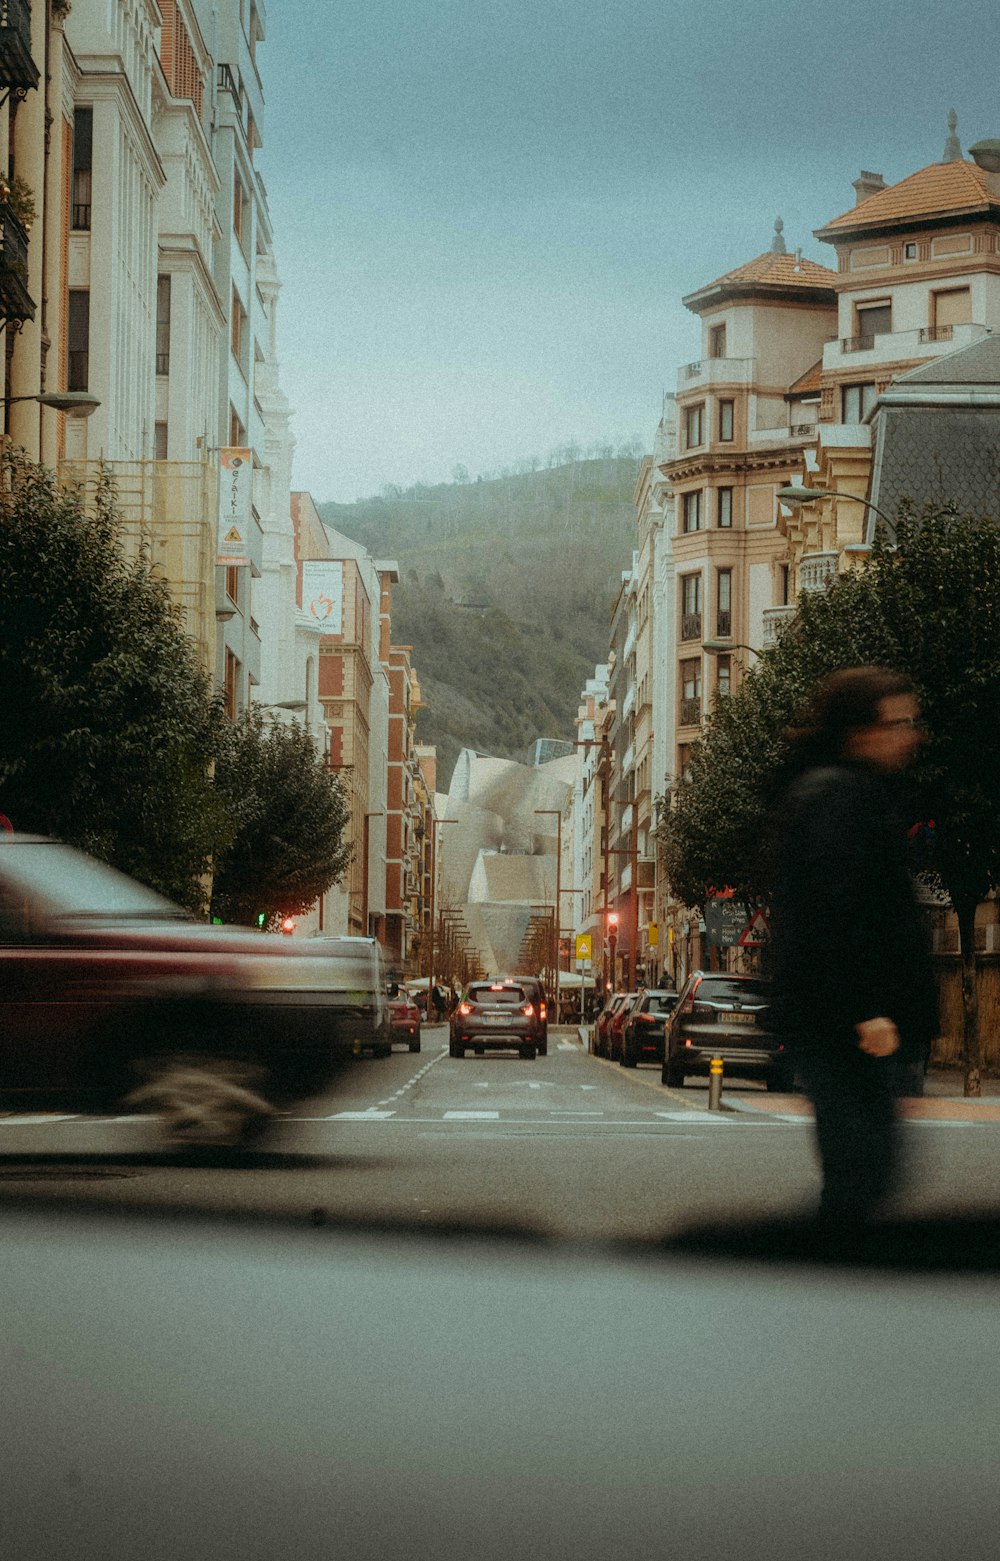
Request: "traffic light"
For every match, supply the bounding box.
[256,912,267,929]
[280,916,296,935]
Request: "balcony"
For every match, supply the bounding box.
[841,334,875,354]
[823,321,987,373]
[716,610,732,638]
[762,605,797,648]
[679,697,702,727]
[681,612,702,642]
[919,325,953,343]
[0,0,40,94]
[799,551,839,593]
[0,204,33,326]
[677,356,754,392]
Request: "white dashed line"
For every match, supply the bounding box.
[443,1111,500,1120]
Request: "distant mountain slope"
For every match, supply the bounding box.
[319,457,639,781]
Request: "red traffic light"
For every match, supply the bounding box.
[607,912,619,928]
[280,916,296,935]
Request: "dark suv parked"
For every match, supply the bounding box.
[450,980,540,1059]
[620,989,679,1067]
[662,972,790,1090]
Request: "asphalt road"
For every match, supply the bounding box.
[2,1025,999,1235]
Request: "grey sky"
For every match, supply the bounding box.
[264,0,1000,501]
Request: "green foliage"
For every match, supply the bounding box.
[320,456,640,778]
[0,449,226,910]
[210,709,352,926]
[658,503,1000,926]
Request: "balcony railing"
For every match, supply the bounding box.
[790,422,816,436]
[681,612,702,642]
[799,552,839,593]
[762,605,797,648]
[716,610,732,638]
[0,0,39,93]
[679,697,702,727]
[919,325,954,343]
[841,334,875,353]
[0,203,34,325]
[685,361,702,377]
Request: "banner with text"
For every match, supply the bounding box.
[217,448,252,566]
[302,560,345,635]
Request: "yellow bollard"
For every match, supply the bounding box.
[708,1055,724,1111]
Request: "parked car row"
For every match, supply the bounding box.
[592,972,792,1091]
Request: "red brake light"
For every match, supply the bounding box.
[539,1002,547,1020]
[679,976,702,1015]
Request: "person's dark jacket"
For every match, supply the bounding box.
[770,761,938,1056]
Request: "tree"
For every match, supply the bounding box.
[658,504,1000,1094]
[0,448,226,910]
[210,710,352,926]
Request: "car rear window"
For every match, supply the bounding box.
[470,984,524,1004]
[698,978,770,1003]
[644,993,677,1013]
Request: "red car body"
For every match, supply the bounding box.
[387,988,421,1052]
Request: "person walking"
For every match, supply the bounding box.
[770,666,938,1225]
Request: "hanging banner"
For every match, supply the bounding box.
[217,448,252,565]
[302,560,344,634]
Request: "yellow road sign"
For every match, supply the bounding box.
[575,933,592,961]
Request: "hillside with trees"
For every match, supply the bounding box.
[320,450,642,781]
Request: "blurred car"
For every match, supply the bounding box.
[593,991,628,1057]
[449,979,539,1059]
[0,836,383,1136]
[620,988,679,1067]
[661,971,790,1090]
[387,985,421,1052]
[606,991,640,1062]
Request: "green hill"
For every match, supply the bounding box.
[319,456,640,782]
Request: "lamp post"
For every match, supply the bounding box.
[702,639,761,658]
[776,483,897,540]
[1,390,101,417]
[426,815,458,1020]
[534,808,562,1023]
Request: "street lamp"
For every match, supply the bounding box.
[534,808,562,1023]
[776,484,897,540]
[2,390,101,417]
[257,699,308,712]
[702,639,760,657]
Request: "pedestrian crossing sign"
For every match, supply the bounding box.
[575,933,592,962]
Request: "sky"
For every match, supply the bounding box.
[262,0,1000,503]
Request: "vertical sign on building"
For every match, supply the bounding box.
[217,448,252,566]
[302,560,344,634]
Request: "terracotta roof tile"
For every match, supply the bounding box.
[818,160,995,238]
[786,359,823,397]
[683,251,837,311]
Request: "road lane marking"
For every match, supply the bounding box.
[326,1109,396,1120]
[0,1114,78,1124]
[443,1110,500,1120]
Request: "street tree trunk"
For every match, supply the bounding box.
[955,896,981,1097]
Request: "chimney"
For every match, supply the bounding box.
[852,170,886,206]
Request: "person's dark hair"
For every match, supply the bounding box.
[785,665,915,767]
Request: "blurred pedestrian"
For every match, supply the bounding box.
[770,666,938,1225]
[430,982,447,1023]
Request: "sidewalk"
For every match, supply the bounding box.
[727,1069,1000,1123]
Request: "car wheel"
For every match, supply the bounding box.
[537,1042,547,1057]
[449,1041,464,1059]
[622,1047,637,1068]
[520,1044,536,1061]
[664,1064,685,1088]
[409,1038,421,1053]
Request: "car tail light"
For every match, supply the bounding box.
[679,976,703,1015]
[458,1002,472,1017]
[521,1004,534,1018]
[539,1002,547,1020]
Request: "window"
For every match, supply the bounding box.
[684,403,704,448]
[680,573,702,640]
[229,407,246,446]
[718,399,734,442]
[904,242,918,261]
[680,659,701,701]
[224,649,241,720]
[231,286,249,376]
[717,655,732,699]
[841,382,876,423]
[932,288,972,329]
[855,301,891,342]
[154,421,168,460]
[709,323,726,359]
[780,563,790,606]
[682,489,702,533]
[678,744,693,783]
[233,174,249,254]
[226,566,240,606]
[156,275,171,375]
[717,487,733,528]
[72,108,93,230]
[67,290,90,390]
[716,569,732,636]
